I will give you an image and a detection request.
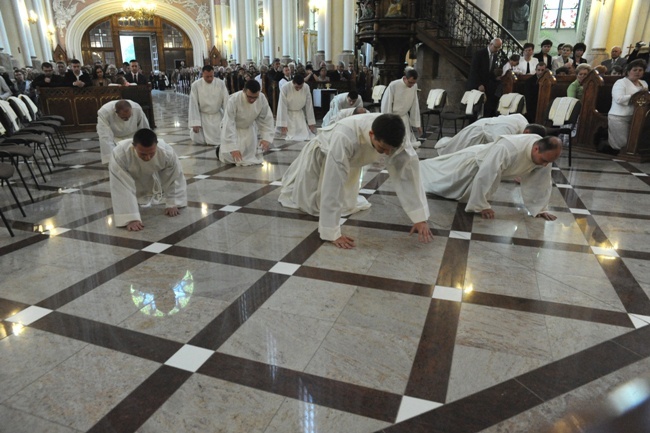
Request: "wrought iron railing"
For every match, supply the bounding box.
[419,0,523,62]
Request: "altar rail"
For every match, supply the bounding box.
[38,85,155,132]
[501,71,650,162]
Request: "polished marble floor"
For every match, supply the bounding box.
[2,90,650,432]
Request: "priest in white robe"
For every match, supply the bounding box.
[328,107,368,125]
[109,128,187,231]
[321,91,364,127]
[188,65,228,146]
[219,80,275,166]
[276,74,317,141]
[279,113,433,248]
[97,99,149,164]
[434,114,541,155]
[420,135,562,220]
[381,69,422,148]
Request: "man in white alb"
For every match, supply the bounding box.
[321,91,364,127]
[279,113,433,248]
[276,74,317,141]
[109,128,187,231]
[97,99,149,164]
[420,135,562,220]
[381,69,422,148]
[434,114,542,155]
[219,79,275,166]
[188,65,229,146]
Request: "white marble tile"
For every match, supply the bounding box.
[359,188,376,194]
[555,184,573,188]
[591,245,619,257]
[432,285,463,302]
[269,180,283,186]
[396,396,443,423]
[193,174,210,179]
[164,345,214,372]
[570,208,591,215]
[220,205,241,212]
[268,262,300,275]
[5,306,52,325]
[629,314,650,329]
[449,230,471,240]
[141,242,173,254]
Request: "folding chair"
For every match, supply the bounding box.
[421,89,447,139]
[18,95,68,147]
[7,97,63,157]
[544,97,582,166]
[439,90,486,137]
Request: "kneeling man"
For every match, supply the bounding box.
[109,128,187,231]
[279,113,433,248]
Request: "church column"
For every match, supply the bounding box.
[10,0,32,65]
[323,0,331,61]
[244,0,255,62]
[220,2,230,60]
[342,0,354,53]
[591,0,614,51]
[210,0,217,50]
[30,0,51,61]
[623,0,644,54]
[0,7,12,55]
[229,0,239,62]
[281,0,296,61]
[263,0,275,61]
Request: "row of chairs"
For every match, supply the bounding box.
[0,95,67,236]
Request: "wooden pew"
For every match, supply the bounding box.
[38,85,155,132]
[627,90,650,159]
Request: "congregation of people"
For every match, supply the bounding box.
[9,36,647,247]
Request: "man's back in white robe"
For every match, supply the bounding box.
[420,134,552,216]
[97,100,149,164]
[321,92,363,127]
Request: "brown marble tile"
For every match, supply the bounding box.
[0,233,48,256]
[198,351,402,423]
[597,256,650,315]
[163,245,276,271]
[87,365,192,433]
[29,311,183,363]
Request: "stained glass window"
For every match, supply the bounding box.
[541,0,579,29]
[89,21,113,48]
[163,23,184,48]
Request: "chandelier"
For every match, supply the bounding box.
[121,1,157,26]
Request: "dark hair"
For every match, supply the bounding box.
[541,39,553,47]
[524,124,546,136]
[123,62,129,66]
[293,74,305,85]
[202,65,214,72]
[404,69,418,80]
[347,90,359,100]
[244,79,261,93]
[574,42,586,52]
[555,67,570,75]
[41,62,53,69]
[509,54,520,61]
[372,114,405,148]
[130,59,138,64]
[558,43,565,50]
[70,59,81,65]
[306,64,314,71]
[132,128,158,148]
[523,43,535,51]
[626,59,647,75]
[92,65,105,79]
[536,136,562,153]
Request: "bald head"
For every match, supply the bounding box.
[115,100,132,112]
[611,46,622,59]
[489,38,503,53]
[353,107,368,115]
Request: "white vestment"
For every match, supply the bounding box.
[434,113,529,156]
[329,107,361,124]
[220,90,275,166]
[420,134,551,216]
[381,78,421,147]
[321,92,364,127]
[188,78,229,145]
[109,139,187,227]
[276,83,316,141]
[279,113,430,241]
[97,100,149,164]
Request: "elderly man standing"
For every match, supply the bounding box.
[420,135,562,220]
[276,74,316,141]
[381,69,422,148]
[97,99,150,164]
[219,80,275,166]
[188,65,228,146]
[467,38,507,117]
[321,91,363,127]
[109,128,187,231]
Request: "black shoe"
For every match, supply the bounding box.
[597,144,619,156]
[215,146,220,158]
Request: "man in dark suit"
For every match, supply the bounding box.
[601,46,627,74]
[63,59,92,88]
[32,62,63,89]
[467,38,506,117]
[126,60,148,85]
[533,39,553,70]
[523,63,547,123]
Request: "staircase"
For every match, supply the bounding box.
[416,0,523,77]
[356,0,523,80]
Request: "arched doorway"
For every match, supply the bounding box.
[81,14,194,74]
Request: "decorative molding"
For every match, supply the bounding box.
[161,0,212,41]
[53,0,86,39]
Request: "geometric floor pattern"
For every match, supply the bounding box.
[1,90,650,432]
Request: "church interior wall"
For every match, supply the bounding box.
[0,1,24,66]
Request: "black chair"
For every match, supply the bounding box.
[7,97,63,158]
[0,161,27,222]
[544,97,582,166]
[439,90,486,137]
[365,85,387,112]
[17,95,69,148]
[421,89,447,139]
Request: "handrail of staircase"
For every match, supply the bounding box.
[419,0,523,58]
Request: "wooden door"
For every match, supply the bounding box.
[134,36,152,74]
